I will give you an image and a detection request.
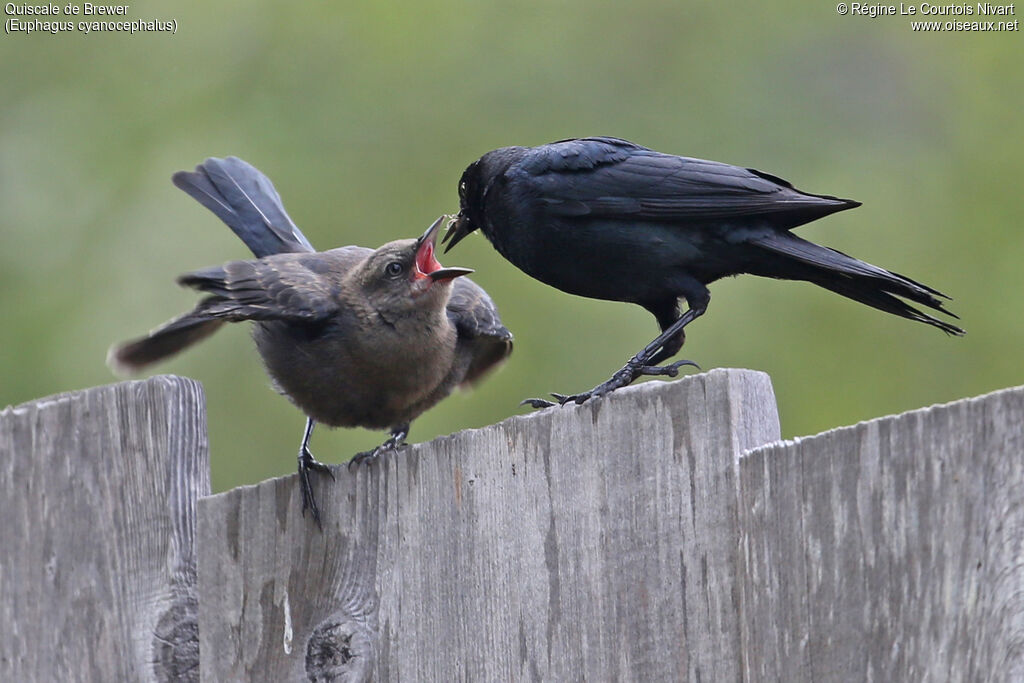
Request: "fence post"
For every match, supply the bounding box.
[196,368,780,681]
[737,384,1024,681]
[0,375,209,682]
[8,371,1023,680]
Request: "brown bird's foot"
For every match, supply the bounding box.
[521,358,699,409]
[297,418,335,531]
[299,448,335,530]
[348,423,410,470]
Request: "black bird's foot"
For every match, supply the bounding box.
[520,396,560,409]
[299,445,335,531]
[348,424,409,471]
[521,358,699,409]
[638,358,700,377]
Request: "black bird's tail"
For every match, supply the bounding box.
[107,313,223,375]
[172,157,315,258]
[749,232,965,335]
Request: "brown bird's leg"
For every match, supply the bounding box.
[348,422,410,470]
[298,418,335,530]
[523,299,705,409]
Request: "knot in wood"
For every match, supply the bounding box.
[152,592,199,683]
[305,616,374,682]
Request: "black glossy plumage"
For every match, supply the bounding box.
[445,137,962,404]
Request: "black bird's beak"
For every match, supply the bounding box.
[441,212,475,254]
[414,216,473,285]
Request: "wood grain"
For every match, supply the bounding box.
[197,369,780,681]
[738,384,1024,682]
[10,371,1022,680]
[0,375,209,682]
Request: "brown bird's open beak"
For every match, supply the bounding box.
[428,266,474,282]
[415,216,474,284]
[415,215,447,251]
[441,212,475,254]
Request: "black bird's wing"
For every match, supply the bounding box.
[446,277,513,386]
[519,137,857,229]
[173,157,316,258]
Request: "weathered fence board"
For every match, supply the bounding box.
[8,370,1022,681]
[737,384,1024,682]
[0,376,209,682]
[197,368,780,681]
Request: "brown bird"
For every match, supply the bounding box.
[109,157,513,527]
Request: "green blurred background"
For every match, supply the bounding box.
[2,1,1020,492]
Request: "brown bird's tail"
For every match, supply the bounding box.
[107,313,223,375]
[172,157,315,258]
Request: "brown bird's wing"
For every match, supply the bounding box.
[179,247,368,322]
[108,315,225,374]
[447,277,513,386]
[180,260,336,322]
[108,248,369,373]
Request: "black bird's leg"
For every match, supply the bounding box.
[348,422,410,470]
[645,298,689,367]
[298,418,335,530]
[523,293,708,409]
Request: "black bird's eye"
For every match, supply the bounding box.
[385,261,405,277]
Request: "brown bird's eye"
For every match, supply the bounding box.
[385,261,404,277]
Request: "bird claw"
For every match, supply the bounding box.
[521,392,587,410]
[348,431,407,470]
[348,444,399,469]
[638,359,700,377]
[298,447,334,531]
[521,397,557,409]
[347,446,383,470]
[522,359,699,410]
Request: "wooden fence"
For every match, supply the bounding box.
[2,369,1022,681]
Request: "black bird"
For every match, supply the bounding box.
[444,137,963,406]
[110,157,513,527]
